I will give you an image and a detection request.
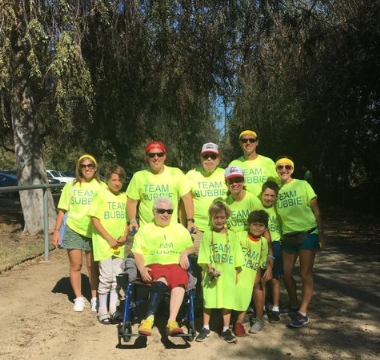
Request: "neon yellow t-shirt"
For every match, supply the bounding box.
[126,166,190,225]
[225,191,262,232]
[234,232,268,311]
[276,179,317,234]
[131,222,193,266]
[88,189,127,261]
[186,167,227,231]
[58,179,107,238]
[198,229,245,309]
[229,155,279,197]
[258,204,281,242]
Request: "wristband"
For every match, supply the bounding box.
[187,218,195,223]
[128,219,137,224]
[267,255,275,260]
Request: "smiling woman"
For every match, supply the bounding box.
[275,155,325,328]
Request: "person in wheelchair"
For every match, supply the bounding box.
[131,197,196,337]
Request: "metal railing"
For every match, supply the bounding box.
[0,183,65,261]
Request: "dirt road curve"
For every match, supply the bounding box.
[1,221,379,360]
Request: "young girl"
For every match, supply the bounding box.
[196,201,244,343]
[233,210,269,336]
[89,165,128,324]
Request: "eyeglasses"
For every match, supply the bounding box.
[156,208,174,214]
[277,165,292,170]
[202,154,218,160]
[81,163,95,169]
[240,138,257,144]
[227,178,244,185]
[147,152,165,158]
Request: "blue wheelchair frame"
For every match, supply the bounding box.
[116,258,197,344]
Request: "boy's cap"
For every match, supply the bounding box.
[225,166,244,180]
[200,142,220,155]
[145,141,166,154]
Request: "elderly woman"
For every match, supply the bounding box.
[275,156,325,328]
[131,197,196,337]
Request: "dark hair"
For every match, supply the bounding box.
[247,210,269,227]
[261,181,279,195]
[75,154,101,184]
[105,164,126,182]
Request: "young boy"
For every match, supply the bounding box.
[233,210,269,336]
[89,165,128,324]
[259,181,283,324]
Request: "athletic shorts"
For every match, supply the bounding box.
[63,225,93,251]
[281,232,319,253]
[148,263,189,289]
[272,241,284,277]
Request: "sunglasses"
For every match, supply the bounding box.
[240,138,257,144]
[202,154,218,160]
[277,165,292,170]
[147,152,165,158]
[156,208,174,214]
[227,178,244,185]
[81,163,95,169]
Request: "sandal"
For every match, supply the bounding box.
[97,313,112,325]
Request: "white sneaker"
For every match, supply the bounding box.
[73,297,85,312]
[90,297,98,312]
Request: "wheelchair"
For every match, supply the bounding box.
[116,259,197,344]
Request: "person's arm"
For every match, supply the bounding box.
[50,209,66,248]
[91,217,118,248]
[133,252,152,282]
[127,197,139,232]
[117,224,129,245]
[181,192,198,233]
[310,197,325,248]
[179,245,197,269]
[262,235,273,282]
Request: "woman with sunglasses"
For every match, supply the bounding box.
[186,143,227,253]
[51,154,107,312]
[275,156,325,328]
[229,130,279,197]
[132,197,196,337]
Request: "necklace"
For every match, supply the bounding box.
[211,231,229,264]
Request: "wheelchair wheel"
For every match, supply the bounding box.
[118,322,132,343]
[187,321,196,342]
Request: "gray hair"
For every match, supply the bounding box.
[153,196,174,210]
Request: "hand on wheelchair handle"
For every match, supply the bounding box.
[132,226,137,234]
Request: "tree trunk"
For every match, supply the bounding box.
[10,22,57,235]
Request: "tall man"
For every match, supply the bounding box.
[126,141,196,232]
[229,130,279,197]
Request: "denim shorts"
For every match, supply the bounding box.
[272,241,284,277]
[281,232,319,253]
[63,225,93,251]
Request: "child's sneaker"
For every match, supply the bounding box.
[268,310,280,324]
[248,317,265,333]
[73,297,85,312]
[287,313,309,328]
[90,297,98,312]
[166,321,184,336]
[220,329,236,343]
[233,322,246,337]
[138,317,154,336]
[195,327,211,342]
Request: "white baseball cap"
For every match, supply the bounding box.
[225,166,244,180]
[200,142,220,155]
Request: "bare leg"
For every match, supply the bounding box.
[168,286,186,322]
[221,308,232,328]
[203,308,211,326]
[253,269,264,317]
[271,277,281,308]
[68,249,83,298]
[298,249,316,313]
[86,251,99,299]
[282,251,299,307]
[236,311,246,324]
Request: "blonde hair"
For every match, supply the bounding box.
[208,201,232,219]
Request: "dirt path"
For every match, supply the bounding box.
[1,214,380,360]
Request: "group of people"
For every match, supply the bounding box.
[51,129,325,344]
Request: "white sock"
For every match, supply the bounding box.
[109,290,119,314]
[299,311,307,317]
[272,306,279,312]
[203,324,210,330]
[98,293,108,315]
[222,326,229,332]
